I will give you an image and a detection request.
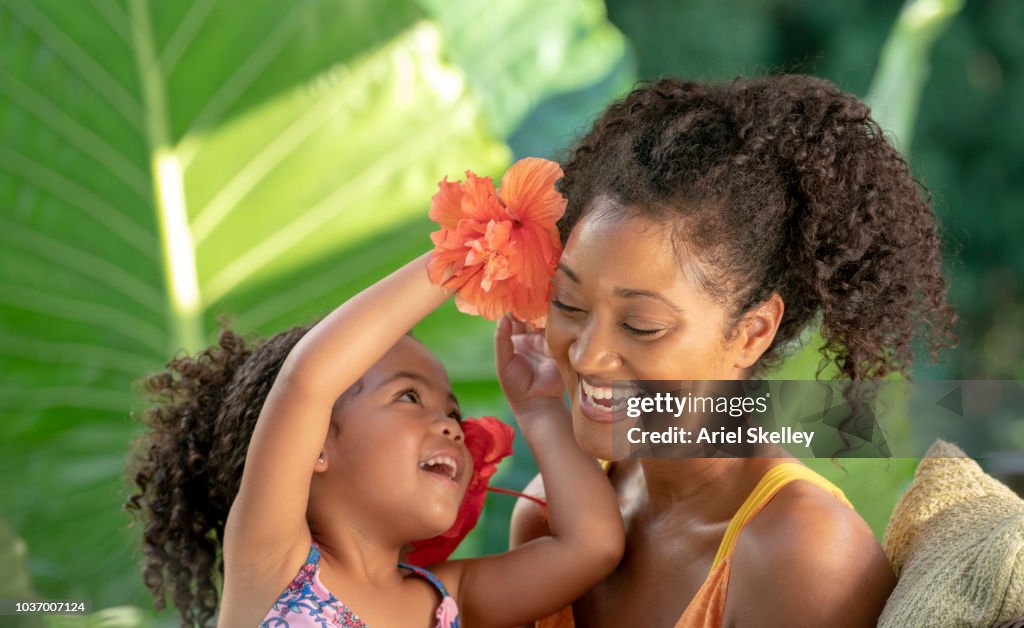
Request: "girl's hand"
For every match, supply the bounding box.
[436,313,623,628]
[495,315,566,420]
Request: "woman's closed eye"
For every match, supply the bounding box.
[623,324,661,336]
[551,297,584,314]
[622,321,670,339]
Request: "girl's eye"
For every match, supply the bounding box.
[551,297,584,314]
[448,410,463,423]
[398,388,422,404]
[622,323,666,338]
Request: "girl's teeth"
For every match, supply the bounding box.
[420,456,458,480]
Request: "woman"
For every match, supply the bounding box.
[510,75,956,627]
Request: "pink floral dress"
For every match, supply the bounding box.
[260,543,459,627]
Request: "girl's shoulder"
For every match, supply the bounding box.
[219,522,316,627]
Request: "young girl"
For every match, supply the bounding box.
[127,224,624,623]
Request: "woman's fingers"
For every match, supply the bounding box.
[509,325,551,360]
[524,330,552,356]
[509,315,526,337]
[495,313,515,369]
[502,314,553,364]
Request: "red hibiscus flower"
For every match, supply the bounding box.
[427,158,567,327]
[405,416,515,567]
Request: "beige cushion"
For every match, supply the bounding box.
[880,440,1024,627]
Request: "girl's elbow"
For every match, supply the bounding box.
[577,519,625,571]
[596,534,625,572]
[604,522,626,564]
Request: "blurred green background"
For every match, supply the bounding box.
[1,0,1020,625]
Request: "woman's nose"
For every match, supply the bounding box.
[568,320,622,375]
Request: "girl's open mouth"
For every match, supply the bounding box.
[418,454,460,486]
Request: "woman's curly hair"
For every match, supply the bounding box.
[559,75,957,383]
[125,322,312,627]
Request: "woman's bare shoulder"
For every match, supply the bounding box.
[727,479,895,627]
[509,473,550,548]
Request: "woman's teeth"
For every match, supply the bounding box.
[419,456,458,480]
[580,379,637,412]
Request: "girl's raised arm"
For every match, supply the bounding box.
[224,254,447,564]
[432,316,625,627]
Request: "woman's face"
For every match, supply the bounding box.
[545,207,775,459]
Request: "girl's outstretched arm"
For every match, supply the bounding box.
[224,253,447,572]
[432,316,624,628]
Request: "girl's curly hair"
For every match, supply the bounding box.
[559,75,957,382]
[125,322,312,627]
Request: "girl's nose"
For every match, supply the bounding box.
[435,416,464,443]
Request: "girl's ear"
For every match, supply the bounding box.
[315,452,328,472]
[733,292,784,370]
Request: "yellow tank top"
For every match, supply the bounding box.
[536,462,852,628]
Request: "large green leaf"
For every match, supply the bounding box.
[419,0,626,136]
[866,0,965,152]
[0,519,41,628]
[0,0,626,614]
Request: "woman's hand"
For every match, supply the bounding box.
[495,314,566,421]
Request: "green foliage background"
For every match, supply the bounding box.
[0,0,1017,624]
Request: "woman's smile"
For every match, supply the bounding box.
[577,377,640,423]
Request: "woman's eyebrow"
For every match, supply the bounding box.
[613,287,683,313]
[559,262,683,312]
[556,263,581,283]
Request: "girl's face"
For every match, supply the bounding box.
[545,208,780,459]
[318,336,471,543]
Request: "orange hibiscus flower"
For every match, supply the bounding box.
[427,158,567,327]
